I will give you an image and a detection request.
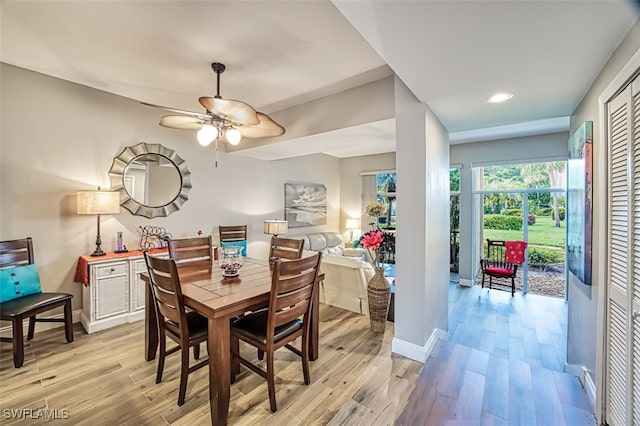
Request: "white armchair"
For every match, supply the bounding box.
[297,232,374,315]
[319,254,374,314]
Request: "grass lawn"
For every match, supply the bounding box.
[484,215,565,248]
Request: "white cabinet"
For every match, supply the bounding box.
[130,259,148,312]
[80,255,149,333]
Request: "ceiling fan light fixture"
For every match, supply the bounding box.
[487,92,514,103]
[225,127,242,145]
[197,123,218,146]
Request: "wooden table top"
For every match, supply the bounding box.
[144,257,274,319]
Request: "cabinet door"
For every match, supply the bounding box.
[131,259,147,312]
[605,74,640,426]
[94,263,129,320]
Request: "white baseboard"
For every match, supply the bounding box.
[392,328,448,363]
[459,278,473,287]
[564,362,596,410]
[0,309,82,339]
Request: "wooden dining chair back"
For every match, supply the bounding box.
[269,237,305,261]
[0,237,73,368]
[219,225,247,243]
[167,236,214,266]
[219,225,248,256]
[480,239,526,296]
[143,252,209,406]
[230,252,322,412]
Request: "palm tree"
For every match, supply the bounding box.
[520,162,566,227]
[545,162,566,227]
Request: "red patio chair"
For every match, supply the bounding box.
[480,239,527,296]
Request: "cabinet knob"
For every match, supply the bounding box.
[110,267,115,272]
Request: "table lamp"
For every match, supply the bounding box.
[77,189,121,256]
[263,219,288,238]
[345,218,360,242]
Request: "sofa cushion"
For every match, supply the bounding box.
[301,232,344,256]
[323,232,342,248]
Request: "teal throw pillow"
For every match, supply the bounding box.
[0,263,43,303]
[353,236,363,248]
[220,240,247,256]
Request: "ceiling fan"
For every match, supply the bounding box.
[142,62,285,161]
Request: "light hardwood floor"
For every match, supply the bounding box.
[397,284,595,425]
[0,284,595,425]
[0,304,420,425]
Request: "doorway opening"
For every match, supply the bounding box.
[473,161,567,298]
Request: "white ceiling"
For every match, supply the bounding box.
[1,1,637,159]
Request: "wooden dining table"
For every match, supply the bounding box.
[141,257,320,425]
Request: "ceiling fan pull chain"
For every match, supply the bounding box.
[214,138,219,168]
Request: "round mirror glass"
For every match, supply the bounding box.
[109,142,192,219]
[123,154,181,208]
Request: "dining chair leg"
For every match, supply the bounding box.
[258,349,264,361]
[156,333,166,384]
[177,343,189,406]
[193,343,200,360]
[267,352,277,412]
[27,316,36,340]
[481,273,486,289]
[64,300,74,343]
[302,332,310,385]
[12,318,24,368]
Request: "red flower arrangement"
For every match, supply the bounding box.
[360,229,384,267]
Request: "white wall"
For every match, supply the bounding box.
[450,133,569,284]
[567,19,640,397]
[0,64,342,313]
[393,75,449,361]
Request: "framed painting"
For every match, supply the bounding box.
[567,121,593,285]
[284,183,327,228]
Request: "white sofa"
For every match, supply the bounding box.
[297,232,374,315]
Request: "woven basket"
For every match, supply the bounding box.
[367,267,391,332]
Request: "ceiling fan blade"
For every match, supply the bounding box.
[199,97,260,126]
[238,112,286,139]
[141,102,210,120]
[159,115,205,130]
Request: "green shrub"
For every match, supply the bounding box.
[528,246,564,264]
[484,214,523,230]
[551,207,566,221]
[506,209,522,216]
[539,207,553,216]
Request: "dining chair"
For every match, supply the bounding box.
[268,236,304,261]
[143,252,209,406]
[0,237,73,368]
[480,239,527,296]
[230,252,322,412]
[167,235,214,265]
[219,225,247,256]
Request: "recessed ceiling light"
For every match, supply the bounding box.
[488,92,514,103]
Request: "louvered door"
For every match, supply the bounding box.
[605,74,640,426]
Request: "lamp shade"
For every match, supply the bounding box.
[345,218,360,230]
[263,219,288,236]
[77,190,120,215]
